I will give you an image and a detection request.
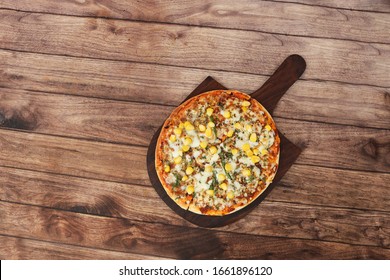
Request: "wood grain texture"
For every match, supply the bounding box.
[266,0,390,13]
[1,10,389,87]
[2,163,389,214]
[0,0,389,43]
[1,201,389,259]
[275,165,390,212]
[278,119,390,173]
[0,121,388,189]
[0,129,150,186]
[0,0,389,260]
[0,87,172,146]
[1,166,390,248]
[1,50,389,129]
[0,235,167,260]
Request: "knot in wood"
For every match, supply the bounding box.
[362,138,378,159]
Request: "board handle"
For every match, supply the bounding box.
[251,54,306,114]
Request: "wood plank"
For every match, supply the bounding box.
[0,0,388,43]
[0,88,172,146]
[275,165,390,212]
[277,119,390,173]
[0,123,388,189]
[0,235,167,260]
[1,50,389,129]
[0,10,389,87]
[1,166,389,247]
[1,86,389,148]
[0,129,150,186]
[1,201,389,259]
[2,164,389,213]
[267,0,390,13]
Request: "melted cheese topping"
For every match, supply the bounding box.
[160,91,279,214]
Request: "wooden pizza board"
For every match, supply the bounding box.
[147,55,306,227]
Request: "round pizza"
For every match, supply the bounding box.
[155,90,280,216]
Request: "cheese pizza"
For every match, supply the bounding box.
[155,90,280,216]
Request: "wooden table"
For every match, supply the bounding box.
[0,0,389,260]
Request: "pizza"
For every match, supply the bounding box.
[155,90,280,216]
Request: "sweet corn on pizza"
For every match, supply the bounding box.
[155,90,280,215]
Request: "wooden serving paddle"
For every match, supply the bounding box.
[147,55,306,227]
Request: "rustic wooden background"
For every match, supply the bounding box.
[0,0,389,259]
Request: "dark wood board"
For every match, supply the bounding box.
[147,55,306,227]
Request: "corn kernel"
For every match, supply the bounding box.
[205,165,213,173]
[251,155,261,163]
[179,122,184,129]
[164,165,170,173]
[225,163,233,172]
[261,149,268,155]
[234,123,242,129]
[184,137,192,145]
[242,169,251,177]
[206,108,214,116]
[219,183,228,190]
[206,189,214,196]
[242,106,248,112]
[198,124,206,132]
[174,156,182,164]
[246,150,253,157]
[242,143,251,151]
[242,100,251,107]
[205,127,213,138]
[227,191,234,199]
[182,145,190,152]
[232,148,239,155]
[250,133,257,142]
[227,129,234,137]
[200,141,208,149]
[186,185,194,194]
[184,121,195,131]
[207,121,215,128]
[265,124,272,131]
[209,146,217,155]
[182,175,188,181]
[223,111,231,118]
[253,148,259,155]
[186,166,194,175]
[174,128,182,136]
[245,124,252,132]
[218,173,226,182]
[169,134,176,142]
